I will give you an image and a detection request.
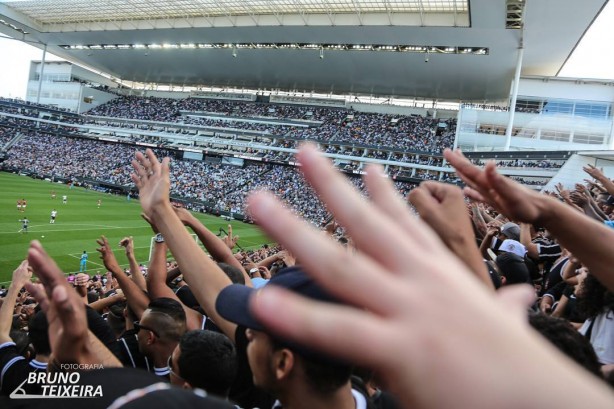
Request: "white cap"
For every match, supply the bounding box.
[498,239,526,258]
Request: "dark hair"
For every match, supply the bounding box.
[177,330,237,396]
[87,291,100,304]
[217,263,245,285]
[529,313,602,378]
[576,274,614,319]
[107,303,127,338]
[146,298,187,343]
[270,338,352,395]
[10,329,32,357]
[28,311,51,355]
[148,297,186,322]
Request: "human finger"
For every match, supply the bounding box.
[463,187,488,203]
[251,286,396,370]
[247,191,407,314]
[296,145,437,272]
[363,165,441,250]
[51,285,86,341]
[131,154,148,179]
[27,241,67,291]
[145,149,161,174]
[443,149,489,192]
[25,283,50,313]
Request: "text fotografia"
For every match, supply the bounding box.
[10,370,104,399]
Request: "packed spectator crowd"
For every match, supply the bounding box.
[472,158,565,169]
[1,131,421,225]
[2,144,614,409]
[86,96,456,153]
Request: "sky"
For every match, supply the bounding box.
[1,2,614,100]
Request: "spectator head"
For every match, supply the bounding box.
[169,330,237,397]
[107,303,127,338]
[217,262,245,285]
[216,266,353,397]
[137,298,187,357]
[528,314,602,378]
[497,239,526,258]
[500,222,520,241]
[28,310,51,356]
[495,252,531,285]
[175,286,199,310]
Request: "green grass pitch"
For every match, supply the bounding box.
[0,171,273,284]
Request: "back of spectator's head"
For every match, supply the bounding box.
[10,329,32,358]
[107,303,127,338]
[171,330,237,396]
[217,262,245,285]
[529,314,602,378]
[176,286,199,310]
[87,291,100,304]
[28,310,51,356]
[142,298,187,343]
[500,222,520,241]
[496,252,531,285]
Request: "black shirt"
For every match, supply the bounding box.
[0,342,46,397]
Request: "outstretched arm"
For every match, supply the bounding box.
[143,228,204,331]
[0,261,32,344]
[25,241,121,367]
[246,145,614,409]
[171,207,250,286]
[445,148,614,293]
[96,236,149,319]
[120,236,146,292]
[131,150,237,341]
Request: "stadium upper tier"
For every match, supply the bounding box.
[86,96,456,153]
[0,98,564,192]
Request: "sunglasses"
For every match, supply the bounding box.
[133,321,160,338]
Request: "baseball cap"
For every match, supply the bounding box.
[496,252,531,285]
[498,239,526,257]
[216,266,343,363]
[500,222,520,241]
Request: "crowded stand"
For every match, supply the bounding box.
[2,143,614,409]
[472,158,564,169]
[85,95,456,153]
[1,131,422,225]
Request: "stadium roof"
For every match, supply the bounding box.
[0,0,608,101]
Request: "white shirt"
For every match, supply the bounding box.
[51,210,57,217]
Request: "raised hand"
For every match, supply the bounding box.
[96,235,121,272]
[11,260,32,289]
[409,182,492,288]
[443,148,555,225]
[131,149,171,216]
[222,224,239,250]
[583,164,604,180]
[119,236,135,256]
[172,205,197,225]
[245,145,613,409]
[24,241,89,364]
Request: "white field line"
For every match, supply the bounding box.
[0,223,129,234]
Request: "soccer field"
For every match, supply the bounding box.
[0,171,273,284]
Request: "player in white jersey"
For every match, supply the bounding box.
[50,209,58,224]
